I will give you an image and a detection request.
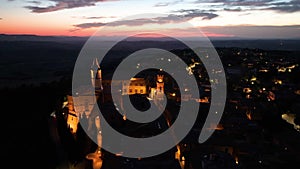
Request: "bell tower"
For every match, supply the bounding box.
[156,74,164,94]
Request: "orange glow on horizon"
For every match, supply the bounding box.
[1,25,234,38]
[0,11,233,38]
[0,27,95,37]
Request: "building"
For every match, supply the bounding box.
[66,88,98,134]
[66,95,79,134]
[121,78,148,95]
[149,74,165,100]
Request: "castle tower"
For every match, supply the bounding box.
[66,95,79,134]
[90,58,103,91]
[90,58,98,87]
[156,74,164,94]
[95,67,103,91]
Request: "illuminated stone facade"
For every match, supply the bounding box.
[122,78,148,95]
[66,95,79,134]
[149,74,165,100]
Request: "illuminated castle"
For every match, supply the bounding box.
[66,58,102,134]
[66,60,166,134]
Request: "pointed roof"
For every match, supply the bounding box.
[91,57,100,69]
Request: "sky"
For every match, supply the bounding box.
[0,0,300,38]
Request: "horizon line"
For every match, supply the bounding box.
[1,33,300,41]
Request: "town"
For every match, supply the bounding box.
[48,46,300,169]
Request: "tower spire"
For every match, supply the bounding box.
[90,58,103,91]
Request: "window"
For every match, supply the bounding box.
[84,100,89,111]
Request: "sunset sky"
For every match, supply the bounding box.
[0,0,300,38]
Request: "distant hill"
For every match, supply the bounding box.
[211,39,300,51]
[1,34,299,51]
[0,34,299,89]
[0,34,88,42]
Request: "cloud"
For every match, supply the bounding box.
[194,0,300,13]
[154,0,183,7]
[73,15,181,29]
[85,16,109,19]
[224,7,242,12]
[173,9,218,20]
[222,0,273,7]
[25,0,116,13]
[112,15,188,25]
[72,15,116,19]
[265,0,300,13]
[73,22,106,29]
[27,1,42,5]
[195,0,273,6]
[73,12,218,29]
[0,18,2,20]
